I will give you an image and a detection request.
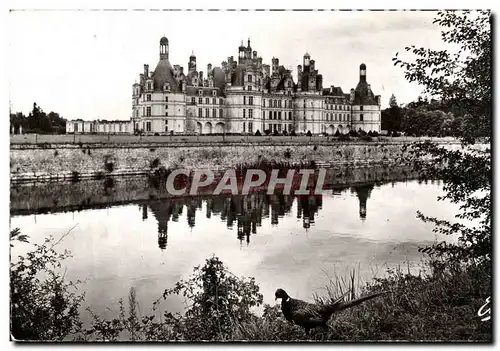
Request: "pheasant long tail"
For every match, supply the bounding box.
[326,291,387,313]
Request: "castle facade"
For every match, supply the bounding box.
[68,36,381,135]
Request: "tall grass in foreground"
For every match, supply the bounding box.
[74,257,490,342]
[10,228,491,342]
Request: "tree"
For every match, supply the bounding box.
[389,94,398,108]
[395,11,491,264]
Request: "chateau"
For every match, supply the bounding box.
[67,36,381,135]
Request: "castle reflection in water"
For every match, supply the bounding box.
[142,184,374,250]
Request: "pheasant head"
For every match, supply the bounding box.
[275,288,289,301]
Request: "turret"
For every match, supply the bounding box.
[303,53,310,67]
[360,63,367,82]
[189,51,197,73]
[159,36,169,60]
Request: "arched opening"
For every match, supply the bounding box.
[338,124,343,134]
[215,122,225,134]
[204,122,213,134]
[327,125,335,135]
[196,122,202,134]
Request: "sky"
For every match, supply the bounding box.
[8,10,449,121]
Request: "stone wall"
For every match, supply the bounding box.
[10,140,462,182]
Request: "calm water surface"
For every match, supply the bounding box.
[10,178,459,320]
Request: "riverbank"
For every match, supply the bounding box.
[10,140,461,182]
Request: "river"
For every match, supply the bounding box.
[10,167,459,322]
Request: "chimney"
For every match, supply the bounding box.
[253,50,257,59]
[179,67,184,75]
[297,65,302,82]
[144,64,149,78]
[199,71,203,82]
[207,63,212,74]
[310,60,315,71]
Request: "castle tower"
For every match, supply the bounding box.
[303,53,311,67]
[188,51,197,73]
[272,57,279,76]
[360,63,367,82]
[159,36,169,60]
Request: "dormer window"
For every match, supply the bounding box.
[198,89,203,96]
[164,83,170,92]
[147,82,152,91]
[212,90,217,96]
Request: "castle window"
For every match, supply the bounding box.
[249,96,253,105]
[213,98,216,105]
[164,84,170,92]
[219,98,223,105]
[213,109,216,118]
[288,81,291,88]
[191,97,195,104]
[249,122,253,133]
[199,108,202,117]
[249,109,253,119]
[289,111,292,120]
[274,111,277,120]
[198,90,203,96]
[146,107,151,117]
[146,94,151,101]
[278,100,282,108]
[146,122,151,132]
[360,106,364,111]
[165,112,168,116]
[165,97,169,102]
[263,99,265,107]
[199,97,203,104]
[219,109,223,118]
[243,109,246,118]
[269,111,272,119]
[147,82,152,90]
[243,122,246,133]
[206,98,210,105]
[360,114,364,121]
[248,86,252,91]
[278,111,281,120]
[248,75,252,83]
[212,90,217,96]
[205,108,209,117]
[243,96,246,105]
[165,105,168,109]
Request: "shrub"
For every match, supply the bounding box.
[273,130,279,136]
[150,158,161,169]
[264,129,271,136]
[306,130,312,137]
[290,130,297,137]
[334,130,341,137]
[254,130,262,136]
[339,134,351,141]
[358,129,367,137]
[348,130,359,137]
[360,135,373,142]
[10,228,84,341]
[282,130,288,136]
[284,149,291,159]
[160,255,263,341]
[392,131,401,137]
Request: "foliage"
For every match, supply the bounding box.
[306,130,312,137]
[10,227,84,341]
[10,102,67,134]
[393,10,491,144]
[395,10,491,264]
[160,255,263,341]
[254,129,262,136]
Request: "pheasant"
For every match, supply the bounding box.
[274,288,385,335]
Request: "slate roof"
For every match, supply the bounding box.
[152,58,181,93]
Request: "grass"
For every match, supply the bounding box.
[72,257,491,342]
[10,134,458,145]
